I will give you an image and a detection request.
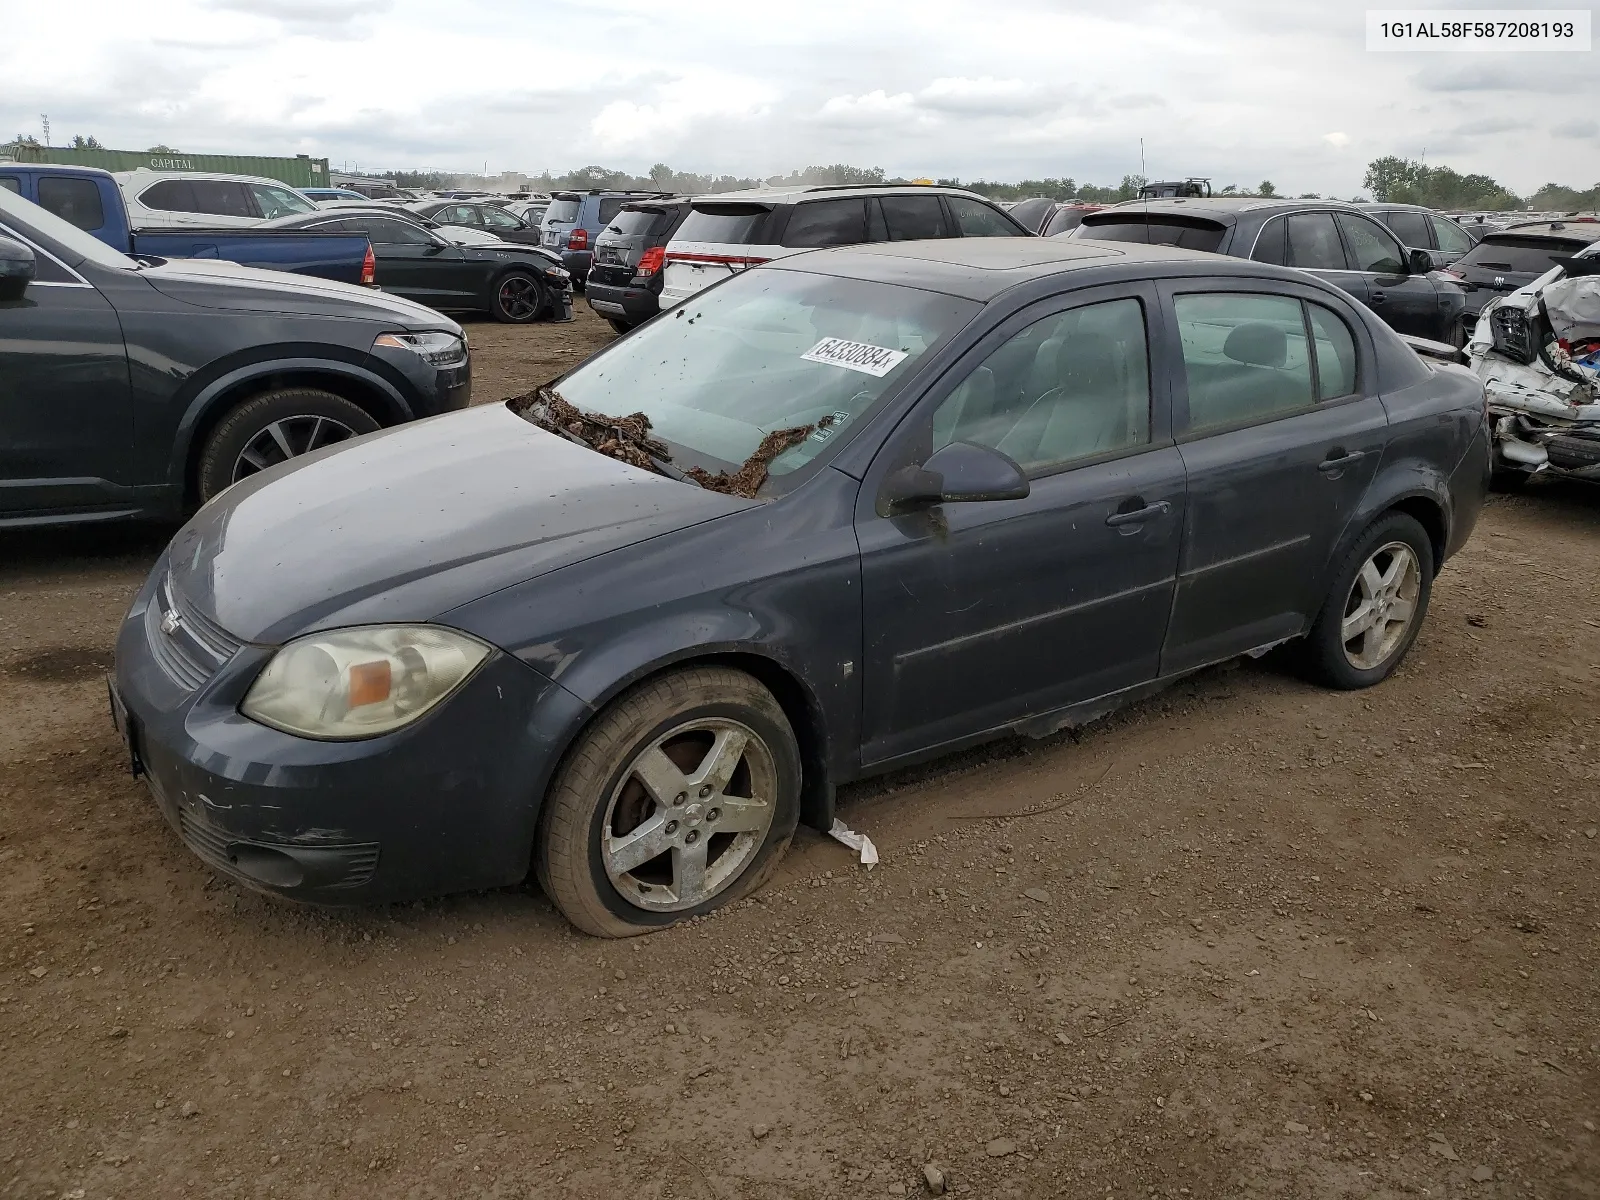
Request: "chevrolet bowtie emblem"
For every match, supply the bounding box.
[161,611,182,637]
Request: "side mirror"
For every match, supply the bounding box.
[423,241,446,256]
[0,235,35,302]
[878,441,1030,515]
[1407,247,1434,275]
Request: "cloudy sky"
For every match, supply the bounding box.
[3,0,1593,194]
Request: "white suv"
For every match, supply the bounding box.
[659,185,1028,309]
[114,170,321,229]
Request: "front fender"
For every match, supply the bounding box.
[168,358,414,492]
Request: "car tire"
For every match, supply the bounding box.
[491,271,547,323]
[607,318,633,336]
[1302,512,1434,690]
[195,388,378,502]
[536,666,801,938]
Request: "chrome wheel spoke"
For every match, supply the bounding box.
[301,416,329,452]
[1387,598,1414,625]
[673,839,710,904]
[238,447,274,473]
[266,420,297,461]
[631,746,689,806]
[692,727,748,794]
[1358,560,1384,601]
[1341,601,1377,643]
[605,813,671,874]
[712,794,769,833]
[1341,541,1422,672]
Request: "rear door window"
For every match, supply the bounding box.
[1286,213,1347,270]
[781,199,867,247]
[879,194,950,241]
[1381,209,1432,248]
[188,180,255,218]
[346,217,435,245]
[676,205,771,245]
[1077,215,1225,251]
[36,177,106,231]
[481,206,522,230]
[0,176,22,194]
[139,179,197,212]
[1175,292,1315,431]
[1338,214,1406,275]
[946,196,1021,237]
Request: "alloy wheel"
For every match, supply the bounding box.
[1340,540,1422,670]
[497,275,542,320]
[600,717,777,912]
[231,415,358,483]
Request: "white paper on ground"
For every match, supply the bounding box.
[827,818,879,868]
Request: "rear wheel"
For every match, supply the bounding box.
[196,388,378,502]
[536,666,800,937]
[1302,512,1433,690]
[491,271,546,323]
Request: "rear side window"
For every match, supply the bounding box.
[1459,236,1584,274]
[1286,213,1346,270]
[1077,216,1224,252]
[544,198,580,223]
[1338,214,1406,275]
[879,194,949,241]
[0,176,21,194]
[139,179,196,212]
[189,180,255,218]
[1430,216,1474,257]
[1176,292,1315,431]
[1308,304,1358,398]
[946,196,1020,237]
[1251,216,1286,265]
[37,177,106,231]
[1381,210,1431,248]
[597,198,627,225]
[676,205,770,245]
[782,199,867,248]
[1042,206,1090,237]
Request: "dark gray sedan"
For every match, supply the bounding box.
[112,238,1490,936]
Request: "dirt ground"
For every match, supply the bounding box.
[1,310,1597,1200]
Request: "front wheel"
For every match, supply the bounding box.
[491,271,547,323]
[607,318,633,336]
[536,666,800,937]
[1302,512,1434,689]
[195,389,378,502]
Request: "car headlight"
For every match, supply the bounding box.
[241,625,491,739]
[373,331,468,367]
[544,266,570,280]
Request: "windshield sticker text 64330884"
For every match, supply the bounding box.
[800,337,909,378]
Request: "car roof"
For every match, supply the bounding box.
[1358,202,1444,214]
[112,169,312,190]
[1483,221,1600,242]
[1089,196,1364,225]
[0,162,117,180]
[764,237,1282,302]
[685,184,999,206]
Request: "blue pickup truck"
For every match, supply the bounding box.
[0,164,374,285]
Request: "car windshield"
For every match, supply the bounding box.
[0,186,135,271]
[546,269,978,494]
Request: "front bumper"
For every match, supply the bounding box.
[368,341,472,417]
[112,567,591,904]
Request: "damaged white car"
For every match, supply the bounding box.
[1470,243,1600,485]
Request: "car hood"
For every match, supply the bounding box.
[457,241,562,266]
[138,257,454,325]
[166,403,755,645]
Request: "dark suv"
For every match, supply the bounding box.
[1073,198,1467,344]
[1450,219,1600,333]
[584,199,689,332]
[0,187,471,525]
[540,191,672,286]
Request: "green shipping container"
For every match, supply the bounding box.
[7,145,329,189]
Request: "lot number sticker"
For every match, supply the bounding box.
[801,337,908,377]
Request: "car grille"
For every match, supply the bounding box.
[145,574,245,691]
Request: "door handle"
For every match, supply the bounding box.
[1105,500,1171,527]
[1369,291,1386,303]
[1318,450,1367,474]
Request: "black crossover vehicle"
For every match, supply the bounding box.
[1074,198,1468,344]
[264,208,573,322]
[1358,203,1477,270]
[403,199,544,245]
[113,238,1489,936]
[0,188,471,525]
[1451,219,1600,334]
[584,199,690,332]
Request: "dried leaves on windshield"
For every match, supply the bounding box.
[510,385,833,499]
